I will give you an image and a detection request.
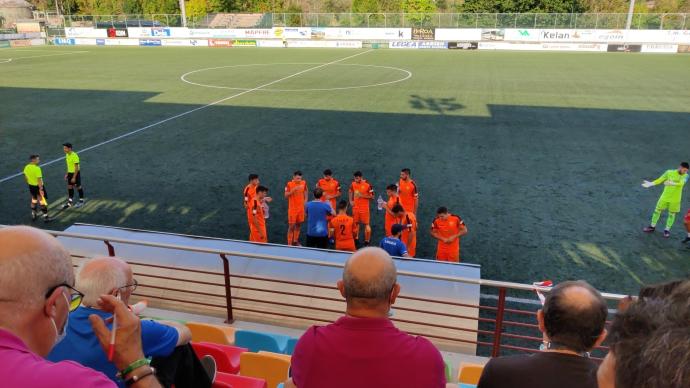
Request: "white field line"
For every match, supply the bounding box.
[0,49,373,184]
[0,51,88,63]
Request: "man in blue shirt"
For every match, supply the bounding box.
[380,224,410,257]
[306,188,335,249]
[47,257,210,387]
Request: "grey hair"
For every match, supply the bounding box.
[76,258,127,306]
[0,243,73,307]
[343,256,397,301]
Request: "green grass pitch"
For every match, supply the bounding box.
[1,46,690,295]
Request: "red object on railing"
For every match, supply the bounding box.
[104,240,115,257]
[491,288,507,357]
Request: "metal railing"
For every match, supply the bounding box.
[40,12,689,30]
[42,228,626,358]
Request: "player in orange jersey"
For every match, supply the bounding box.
[348,171,374,246]
[317,169,341,211]
[243,174,259,209]
[430,207,468,262]
[248,186,269,243]
[398,168,418,215]
[683,209,690,244]
[383,184,401,237]
[285,171,308,246]
[328,200,357,252]
[392,204,418,257]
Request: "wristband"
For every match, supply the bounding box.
[116,357,151,379]
[124,366,156,386]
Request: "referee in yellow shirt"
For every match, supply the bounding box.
[23,154,51,222]
[62,142,85,208]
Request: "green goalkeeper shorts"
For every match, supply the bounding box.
[656,199,681,213]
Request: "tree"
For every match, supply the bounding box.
[351,0,378,12]
[402,0,437,13]
[186,0,207,18]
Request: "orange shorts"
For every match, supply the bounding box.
[249,225,267,243]
[436,244,460,262]
[353,208,370,225]
[288,211,305,224]
[336,241,356,252]
[407,239,417,257]
[685,210,690,223]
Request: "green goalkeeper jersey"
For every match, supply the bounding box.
[653,169,689,203]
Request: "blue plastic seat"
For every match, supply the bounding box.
[459,384,477,388]
[235,330,294,354]
[277,384,285,388]
[285,337,299,355]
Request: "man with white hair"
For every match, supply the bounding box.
[288,247,446,388]
[48,257,205,387]
[0,226,160,388]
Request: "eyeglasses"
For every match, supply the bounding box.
[117,279,138,292]
[45,283,85,312]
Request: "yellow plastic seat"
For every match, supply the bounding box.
[186,322,234,345]
[240,352,290,388]
[257,350,292,363]
[457,363,484,385]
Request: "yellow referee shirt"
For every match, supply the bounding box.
[24,164,42,186]
[66,152,80,173]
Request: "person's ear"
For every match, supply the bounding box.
[593,328,608,349]
[337,280,346,299]
[44,288,62,319]
[390,283,401,305]
[537,309,546,333]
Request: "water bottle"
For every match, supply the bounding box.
[262,202,270,219]
[376,195,385,211]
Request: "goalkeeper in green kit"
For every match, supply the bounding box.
[642,162,689,238]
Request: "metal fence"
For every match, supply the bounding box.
[42,228,626,358]
[48,12,689,30]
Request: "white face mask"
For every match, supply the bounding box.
[50,293,70,346]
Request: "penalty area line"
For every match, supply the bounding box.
[0,49,373,184]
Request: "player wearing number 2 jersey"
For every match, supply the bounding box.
[329,200,357,252]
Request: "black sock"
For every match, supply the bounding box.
[68,188,74,200]
[78,188,84,199]
[40,205,48,215]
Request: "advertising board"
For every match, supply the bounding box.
[679,45,690,53]
[30,38,46,46]
[65,27,107,38]
[10,40,31,47]
[478,42,606,51]
[286,40,363,48]
[256,39,284,48]
[0,40,9,48]
[640,44,678,53]
[435,29,481,41]
[272,27,311,39]
[411,27,435,40]
[107,28,128,38]
[160,39,208,47]
[139,39,162,46]
[607,44,642,52]
[389,41,447,49]
[74,38,97,45]
[104,38,139,46]
[324,28,411,40]
[448,42,478,50]
[208,39,232,47]
[53,37,75,45]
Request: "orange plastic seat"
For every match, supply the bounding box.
[240,352,290,388]
[186,322,234,345]
[457,363,484,385]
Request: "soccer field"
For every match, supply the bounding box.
[1,46,689,294]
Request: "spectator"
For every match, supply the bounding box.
[288,247,445,388]
[478,280,608,388]
[305,187,335,249]
[0,226,160,388]
[379,224,410,257]
[48,257,211,388]
[598,280,690,388]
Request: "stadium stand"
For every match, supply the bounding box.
[235,330,295,354]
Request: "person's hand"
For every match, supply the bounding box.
[70,178,76,184]
[264,197,273,203]
[88,294,145,371]
[349,200,355,206]
[64,174,68,181]
[641,180,654,188]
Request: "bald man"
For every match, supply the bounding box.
[478,281,608,388]
[0,226,160,388]
[289,247,445,388]
[48,257,210,387]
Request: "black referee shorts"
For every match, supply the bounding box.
[66,172,82,186]
[28,185,48,200]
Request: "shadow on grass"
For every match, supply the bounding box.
[2,86,690,301]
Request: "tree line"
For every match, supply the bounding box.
[35,0,690,18]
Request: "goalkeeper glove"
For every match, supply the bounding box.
[642,181,655,188]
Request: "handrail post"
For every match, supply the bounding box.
[492,287,507,357]
[104,241,115,256]
[220,254,234,323]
